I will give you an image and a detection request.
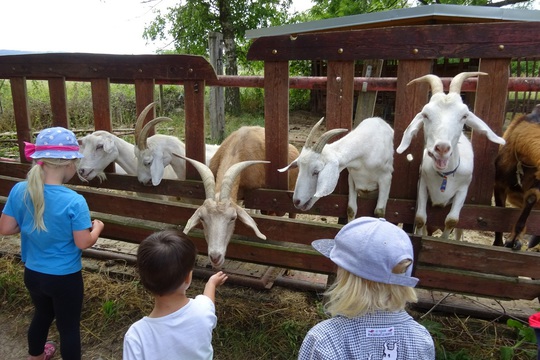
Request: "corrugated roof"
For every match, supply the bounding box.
[245,4,540,39]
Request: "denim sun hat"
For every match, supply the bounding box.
[312,217,419,287]
[25,127,83,160]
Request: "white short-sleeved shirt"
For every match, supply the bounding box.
[123,295,217,360]
[299,310,435,360]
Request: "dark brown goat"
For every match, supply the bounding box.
[493,104,540,250]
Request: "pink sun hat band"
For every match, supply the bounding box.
[24,127,83,160]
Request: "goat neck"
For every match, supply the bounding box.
[110,134,138,175]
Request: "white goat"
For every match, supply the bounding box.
[177,155,268,268]
[279,117,394,222]
[133,102,220,186]
[396,72,506,239]
[134,102,186,186]
[77,130,177,181]
[177,125,299,268]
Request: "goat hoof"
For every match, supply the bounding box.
[504,240,522,250]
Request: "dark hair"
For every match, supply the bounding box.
[137,229,197,296]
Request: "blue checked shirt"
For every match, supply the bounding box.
[299,310,435,360]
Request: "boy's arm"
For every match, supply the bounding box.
[203,271,228,303]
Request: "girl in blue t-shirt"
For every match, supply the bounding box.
[0,127,104,360]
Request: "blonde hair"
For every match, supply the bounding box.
[324,263,418,318]
[24,158,77,232]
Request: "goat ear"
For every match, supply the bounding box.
[396,113,424,154]
[103,138,115,153]
[183,208,202,235]
[314,161,339,198]
[465,113,506,145]
[278,159,298,172]
[235,204,267,240]
[150,156,165,186]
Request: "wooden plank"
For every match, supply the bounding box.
[264,61,290,190]
[468,58,510,205]
[354,59,383,126]
[9,77,32,163]
[90,78,112,131]
[413,236,540,279]
[0,53,218,82]
[414,265,540,301]
[184,80,206,179]
[48,77,69,127]
[247,22,540,61]
[390,59,432,200]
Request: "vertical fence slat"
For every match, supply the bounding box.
[48,78,69,128]
[10,77,32,163]
[390,59,433,202]
[470,58,510,205]
[90,78,112,132]
[264,61,290,190]
[184,80,206,180]
[134,79,156,135]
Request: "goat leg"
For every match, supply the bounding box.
[505,189,538,250]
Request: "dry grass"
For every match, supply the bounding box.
[0,253,538,360]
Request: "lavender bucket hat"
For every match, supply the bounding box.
[312,217,419,287]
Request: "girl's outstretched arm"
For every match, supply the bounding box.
[73,219,105,249]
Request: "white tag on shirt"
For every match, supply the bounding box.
[365,327,395,337]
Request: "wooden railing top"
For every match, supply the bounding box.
[247,22,540,61]
[0,53,218,82]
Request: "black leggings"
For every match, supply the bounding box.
[24,267,84,360]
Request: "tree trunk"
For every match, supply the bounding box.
[219,0,241,115]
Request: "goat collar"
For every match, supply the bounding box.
[436,157,460,192]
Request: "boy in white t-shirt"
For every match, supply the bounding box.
[123,229,228,360]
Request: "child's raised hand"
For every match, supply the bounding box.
[209,271,228,287]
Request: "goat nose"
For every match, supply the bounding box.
[293,199,301,207]
[435,143,451,155]
[210,254,223,266]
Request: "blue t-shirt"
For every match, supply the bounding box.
[3,181,92,275]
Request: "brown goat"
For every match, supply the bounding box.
[209,126,299,202]
[493,104,540,250]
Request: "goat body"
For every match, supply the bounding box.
[397,72,505,239]
[181,125,299,268]
[279,117,394,221]
[494,104,540,249]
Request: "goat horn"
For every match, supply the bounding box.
[137,117,172,151]
[408,74,444,94]
[173,154,216,200]
[449,72,488,94]
[304,117,325,149]
[220,160,269,201]
[312,128,348,154]
[134,102,157,146]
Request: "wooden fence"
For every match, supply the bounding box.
[0,21,539,301]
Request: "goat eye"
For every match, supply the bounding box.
[312,170,319,177]
[96,144,103,150]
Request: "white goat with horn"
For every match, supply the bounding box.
[279,117,394,222]
[396,72,506,239]
[175,154,268,268]
[134,102,187,186]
